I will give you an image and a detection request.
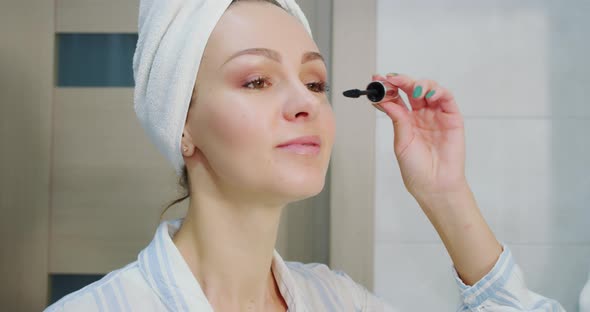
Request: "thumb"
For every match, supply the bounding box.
[378,101,413,154]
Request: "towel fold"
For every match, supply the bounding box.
[133,0,312,175]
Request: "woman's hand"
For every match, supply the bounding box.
[373,73,467,203]
[374,73,502,285]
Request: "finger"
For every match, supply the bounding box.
[378,101,414,153]
[389,88,409,111]
[425,86,461,114]
[384,74,432,111]
[422,85,442,110]
[372,73,386,82]
[384,73,416,98]
[408,79,436,111]
[372,75,410,112]
[421,81,441,108]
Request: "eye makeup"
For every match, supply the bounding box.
[306,81,330,93]
[242,76,272,89]
[226,59,329,94]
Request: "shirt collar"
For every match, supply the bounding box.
[138,218,306,311]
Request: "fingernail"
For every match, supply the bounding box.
[412,85,423,98]
[425,90,435,99]
[386,72,398,77]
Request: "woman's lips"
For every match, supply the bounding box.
[276,136,321,156]
[278,144,320,155]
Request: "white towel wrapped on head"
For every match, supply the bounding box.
[132,0,312,176]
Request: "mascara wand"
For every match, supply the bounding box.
[343,81,393,103]
[342,89,379,98]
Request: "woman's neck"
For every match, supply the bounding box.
[172,193,287,310]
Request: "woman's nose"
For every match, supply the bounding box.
[282,81,321,122]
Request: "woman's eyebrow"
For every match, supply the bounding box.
[222,48,325,67]
[223,48,281,66]
[301,51,324,65]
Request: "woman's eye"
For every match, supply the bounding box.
[243,77,271,90]
[307,81,330,93]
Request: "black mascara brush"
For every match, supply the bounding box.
[343,81,396,103]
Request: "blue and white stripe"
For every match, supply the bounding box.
[45,219,565,311]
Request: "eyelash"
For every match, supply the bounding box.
[242,77,330,93]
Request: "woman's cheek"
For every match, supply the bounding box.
[322,105,336,147]
[203,98,269,153]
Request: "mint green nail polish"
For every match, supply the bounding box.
[412,85,423,98]
[425,90,435,99]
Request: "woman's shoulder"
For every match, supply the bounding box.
[284,261,396,312]
[284,261,358,285]
[283,261,370,308]
[44,261,160,312]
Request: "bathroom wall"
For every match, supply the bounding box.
[373,0,590,311]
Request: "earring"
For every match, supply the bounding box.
[183,146,188,152]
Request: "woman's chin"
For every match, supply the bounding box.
[275,176,326,203]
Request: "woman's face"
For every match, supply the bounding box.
[183,2,335,204]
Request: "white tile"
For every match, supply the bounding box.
[464,118,552,244]
[374,117,441,242]
[510,244,590,312]
[373,242,590,312]
[547,120,590,242]
[465,118,590,244]
[374,116,501,243]
[376,1,590,118]
[374,242,461,311]
[375,117,590,244]
[377,3,550,117]
[541,1,590,118]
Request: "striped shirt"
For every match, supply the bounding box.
[45,218,564,311]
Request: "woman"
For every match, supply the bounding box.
[45,0,565,311]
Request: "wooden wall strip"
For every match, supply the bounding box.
[56,0,139,33]
[0,0,54,310]
[330,0,377,290]
[50,88,178,273]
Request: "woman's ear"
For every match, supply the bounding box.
[181,128,195,157]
